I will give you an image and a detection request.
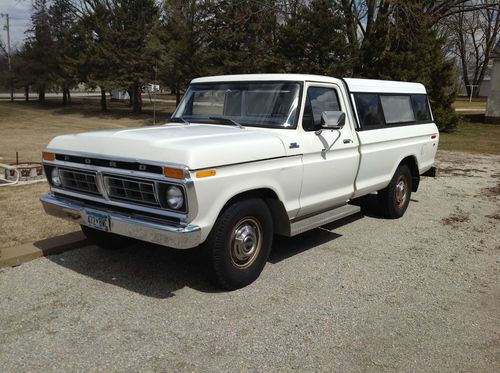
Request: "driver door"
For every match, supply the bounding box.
[297,83,360,217]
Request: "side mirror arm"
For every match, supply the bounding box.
[320,129,342,157]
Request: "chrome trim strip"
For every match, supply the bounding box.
[95,171,109,200]
[189,154,302,171]
[43,147,188,172]
[51,187,188,222]
[45,159,180,182]
[41,194,201,249]
[289,204,361,236]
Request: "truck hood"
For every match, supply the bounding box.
[47,123,289,170]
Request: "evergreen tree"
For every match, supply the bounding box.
[203,0,280,75]
[80,0,161,113]
[277,0,353,76]
[49,0,81,105]
[24,0,55,103]
[109,0,161,113]
[161,0,208,105]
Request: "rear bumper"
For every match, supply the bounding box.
[40,194,201,249]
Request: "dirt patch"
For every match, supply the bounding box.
[442,207,470,226]
[485,212,500,220]
[482,182,500,199]
[439,167,487,177]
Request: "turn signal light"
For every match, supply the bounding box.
[42,152,55,161]
[196,169,216,178]
[163,167,185,179]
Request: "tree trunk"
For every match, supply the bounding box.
[127,87,133,107]
[132,83,142,113]
[38,87,45,103]
[62,88,71,105]
[175,84,181,106]
[24,86,29,101]
[100,87,107,112]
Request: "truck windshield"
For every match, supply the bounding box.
[172,82,301,129]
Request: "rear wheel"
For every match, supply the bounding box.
[81,225,135,250]
[378,164,412,219]
[204,198,273,290]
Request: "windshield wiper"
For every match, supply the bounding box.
[209,116,245,129]
[170,116,190,125]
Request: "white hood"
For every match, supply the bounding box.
[47,123,289,170]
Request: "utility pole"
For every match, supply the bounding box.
[1,13,13,102]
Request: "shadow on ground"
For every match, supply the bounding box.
[47,198,382,298]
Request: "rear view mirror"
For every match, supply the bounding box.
[321,111,345,130]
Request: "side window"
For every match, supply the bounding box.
[411,94,431,122]
[302,87,341,131]
[354,93,384,128]
[379,95,415,124]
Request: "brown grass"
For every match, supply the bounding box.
[0,97,176,163]
[0,97,176,250]
[453,98,487,112]
[0,183,78,250]
[439,116,500,155]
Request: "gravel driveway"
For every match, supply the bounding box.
[0,150,498,372]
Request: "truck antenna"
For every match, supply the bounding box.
[153,62,157,125]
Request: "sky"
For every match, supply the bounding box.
[0,0,32,51]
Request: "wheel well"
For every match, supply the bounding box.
[400,156,420,192]
[221,188,290,236]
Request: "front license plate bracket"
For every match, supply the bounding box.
[84,210,110,232]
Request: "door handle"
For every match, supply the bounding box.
[343,139,353,144]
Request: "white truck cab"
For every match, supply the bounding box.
[41,74,438,289]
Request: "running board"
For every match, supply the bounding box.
[289,204,361,236]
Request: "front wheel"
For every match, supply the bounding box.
[204,198,273,290]
[378,164,413,219]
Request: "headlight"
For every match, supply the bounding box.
[166,186,184,210]
[51,168,61,187]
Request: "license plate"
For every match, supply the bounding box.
[84,210,110,232]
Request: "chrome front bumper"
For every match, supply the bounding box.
[40,194,202,249]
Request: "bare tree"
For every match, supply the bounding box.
[0,39,7,57]
[442,0,500,97]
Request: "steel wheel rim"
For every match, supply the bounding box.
[394,175,408,209]
[229,217,262,269]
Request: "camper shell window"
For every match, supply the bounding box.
[353,93,432,130]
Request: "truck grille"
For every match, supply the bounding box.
[104,176,159,206]
[59,168,100,195]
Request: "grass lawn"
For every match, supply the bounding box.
[439,121,500,155]
[452,97,487,111]
[440,97,499,155]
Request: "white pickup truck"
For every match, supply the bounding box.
[41,74,438,289]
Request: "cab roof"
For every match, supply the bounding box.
[191,74,427,95]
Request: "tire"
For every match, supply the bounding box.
[81,225,135,250]
[204,198,273,290]
[378,164,413,219]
